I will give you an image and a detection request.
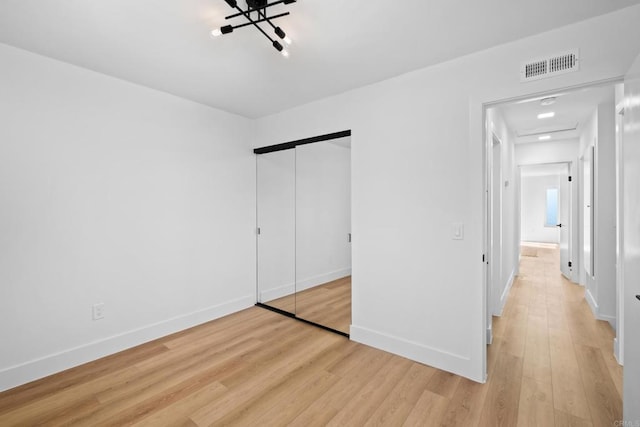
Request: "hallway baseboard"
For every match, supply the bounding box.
[495,269,516,316]
[585,288,616,328]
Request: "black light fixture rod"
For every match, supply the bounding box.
[230,12,289,30]
[232,5,275,43]
[225,0,296,20]
[257,9,277,30]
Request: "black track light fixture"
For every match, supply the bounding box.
[211,0,296,56]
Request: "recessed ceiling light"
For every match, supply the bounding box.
[540,97,557,106]
[537,112,555,119]
[539,135,551,141]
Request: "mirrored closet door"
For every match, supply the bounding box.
[256,149,295,314]
[256,131,351,336]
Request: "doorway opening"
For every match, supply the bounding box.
[483,80,622,380]
[519,162,573,279]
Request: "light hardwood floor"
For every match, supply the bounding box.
[0,246,621,425]
[265,276,351,334]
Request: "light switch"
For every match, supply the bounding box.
[452,223,464,240]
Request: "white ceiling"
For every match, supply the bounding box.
[1,0,639,118]
[495,84,615,144]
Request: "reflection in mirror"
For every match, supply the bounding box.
[256,149,296,313]
[295,137,351,334]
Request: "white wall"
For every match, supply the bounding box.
[579,100,617,327]
[595,101,617,326]
[253,6,640,382]
[622,50,640,423]
[521,175,561,243]
[515,139,580,165]
[0,43,256,391]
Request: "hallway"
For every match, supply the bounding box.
[487,243,622,425]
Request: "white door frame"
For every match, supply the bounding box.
[481,77,622,379]
[517,161,573,273]
[615,102,625,365]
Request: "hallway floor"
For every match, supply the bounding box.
[487,243,622,425]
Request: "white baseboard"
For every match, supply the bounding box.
[350,325,475,382]
[259,282,295,302]
[584,289,616,328]
[0,295,255,393]
[614,338,623,366]
[259,268,352,302]
[495,269,516,317]
[600,314,616,329]
[585,288,599,316]
[486,326,493,345]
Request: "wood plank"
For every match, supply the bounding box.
[554,409,594,427]
[424,369,461,399]
[189,332,343,425]
[253,370,340,425]
[0,342,167,416]
[363,363,437,426]
[548,328,590,419]
[440,377,489,427]
[516,376,555,427]
[501,304,528,358]
[402,389,451,427]
[288,345,393,427]
[522,315,551,381]
[574,344,622,426]
[132,382,228,427]
[477,351,523,427]
[325,356,413,426]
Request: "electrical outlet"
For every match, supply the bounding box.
[92,303,105,320]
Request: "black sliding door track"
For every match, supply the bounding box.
[253,130,351,154]
[255,303,350,338]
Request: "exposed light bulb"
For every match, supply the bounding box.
[281,49,290,58]
[211,28,222,38]
[537,112,555,119]
[538,135,551,141]
[283,36,292,45]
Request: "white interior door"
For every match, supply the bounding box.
[559,164,571,279]
[623,53,640,422]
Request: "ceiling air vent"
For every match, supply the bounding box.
[520,49,579,82]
